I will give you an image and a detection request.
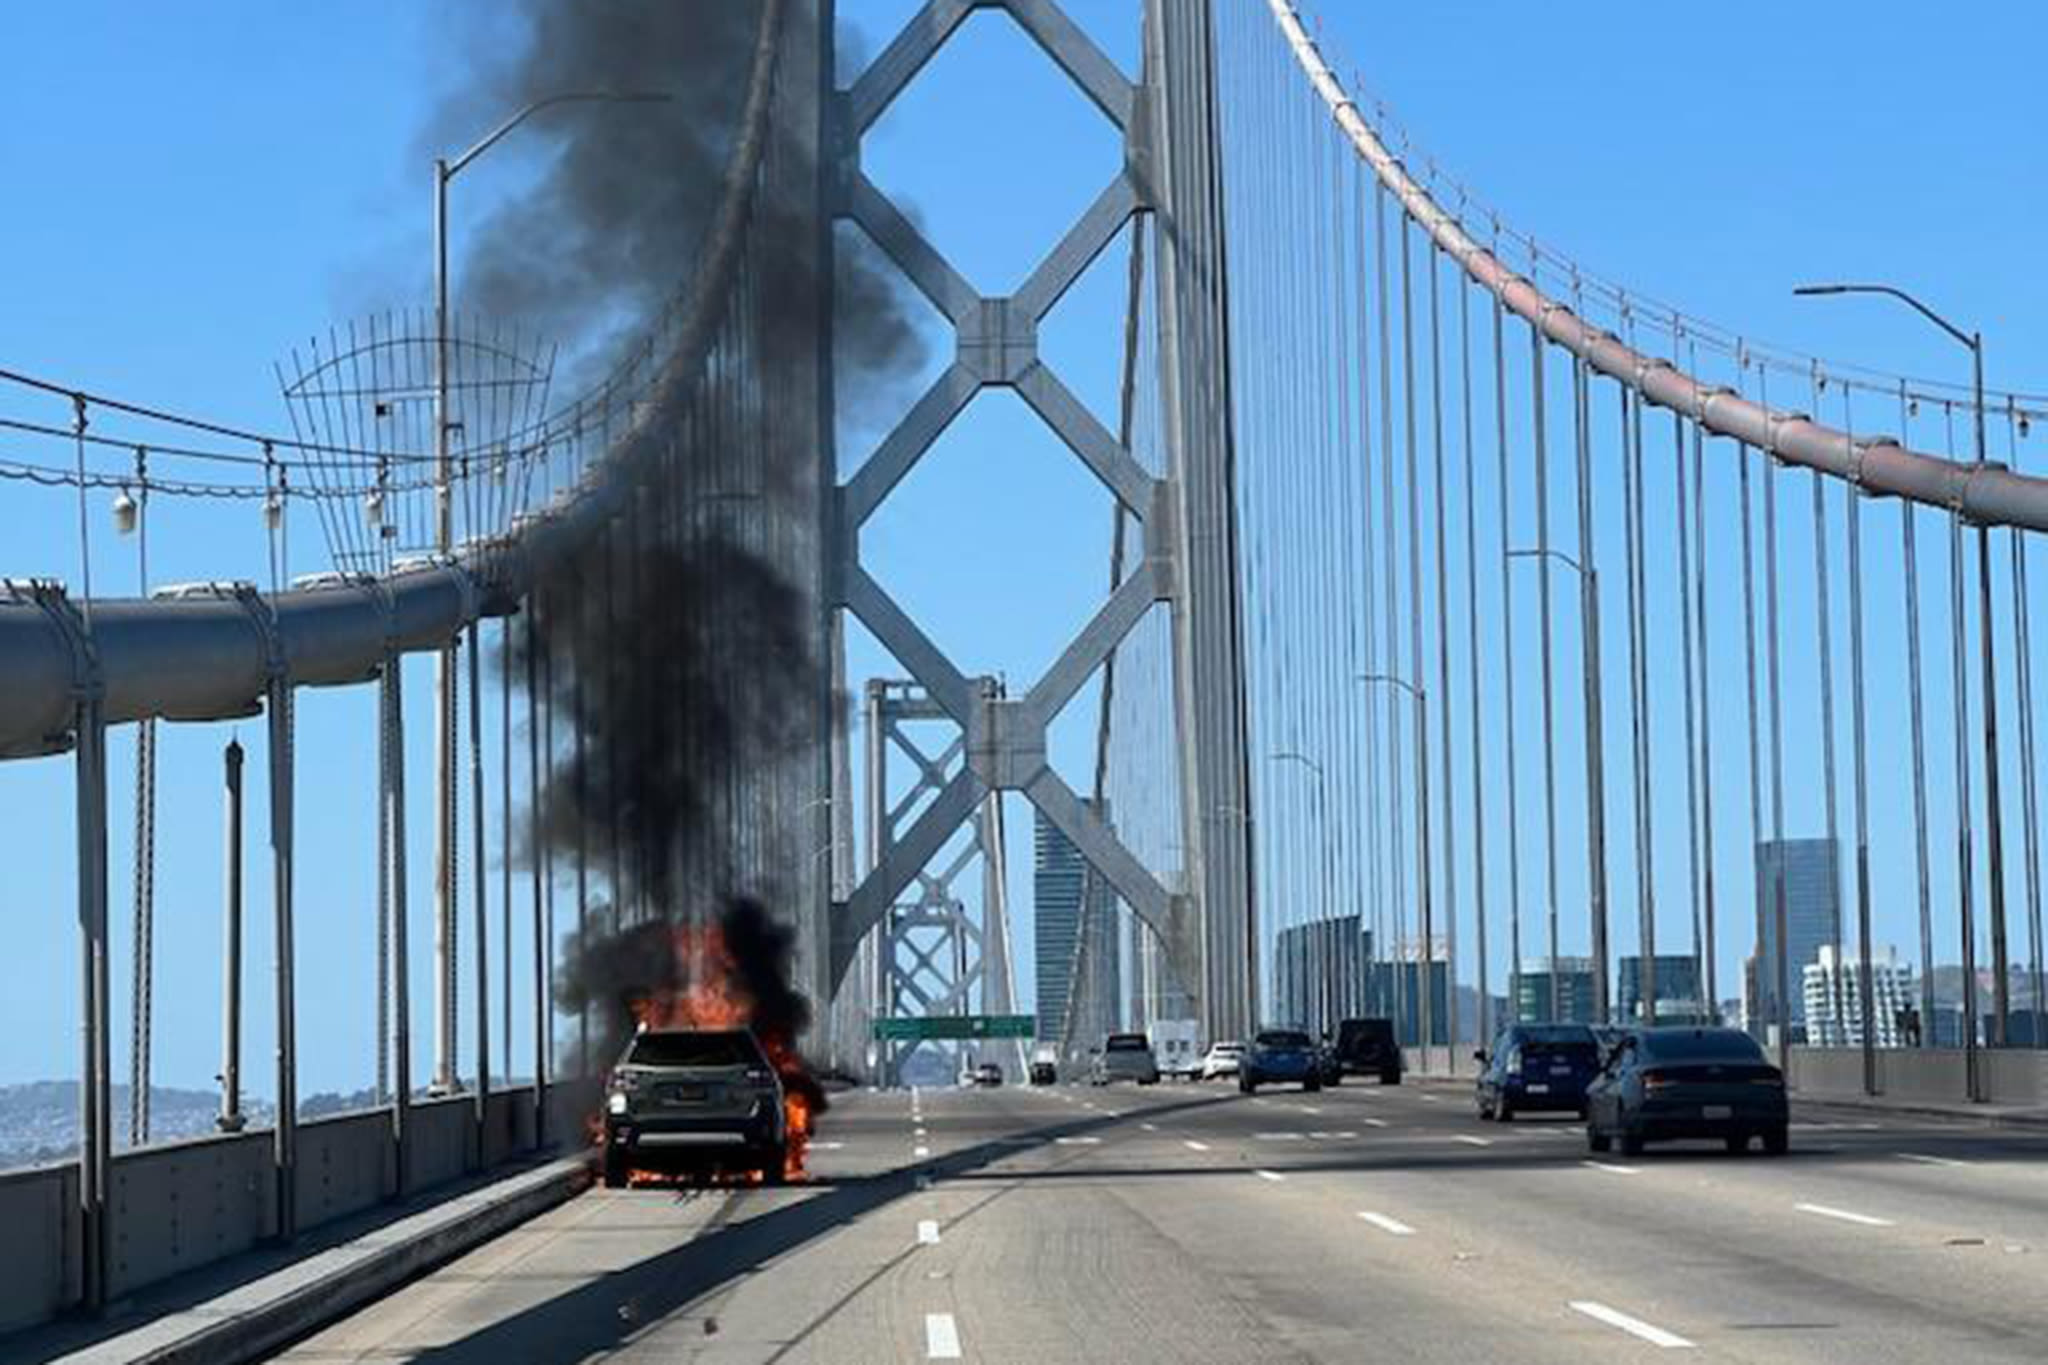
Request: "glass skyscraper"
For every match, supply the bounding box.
[1754,838,1841,1030]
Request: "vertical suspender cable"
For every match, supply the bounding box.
[501,617,513,1080]
[1429,242,1458,1060]
[1763,373,1792,1076]
[1901,387,1937,1042]
[1845,389,1875,1090]
[130,456,156,1145]
[1532,302,1561,1025]
[1622,382,1653,1021]
[1572,357,1609,1026]
[1674,366,1704,1021]
[1400,211,1432,1055]
[1739,423,1767,1045]
[1810,369,1846,1040]
[1460,269,1490,1047]
[1690,365,1719,1023]
[468,619,490,1145]
[1494,233,1524,1023]
[2010,400,2045,1051]
[1375,179,1405,1037]
[1947,403,1981,1094]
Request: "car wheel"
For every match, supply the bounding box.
[602,1147,629,1190]
[1495,1099,1514,1123]
[1304,1078,1322,1093]
[1762,1124,1789,1156]
[1239,1078,1257,1095]
[1325,1073,1341,1088]
[1382,1071,1402,1086]
[1617,1129,1645,1157]
[759,1145,789,1186]
[1724,1134,1749,1155]
[1587,1125,1612,1154]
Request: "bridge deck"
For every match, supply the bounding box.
[272,1081,2048,1363]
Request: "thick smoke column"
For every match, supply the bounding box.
[430,0,924,1063]
[431,0,919,394]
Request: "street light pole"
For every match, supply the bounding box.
[1359,676,1432,1059]
[1509,548,1608,1027]
[1796,284,2004,1068]
[1271,752,1335,1036]
[429,90,669,1095]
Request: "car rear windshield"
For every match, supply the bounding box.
[1638,1029,1764,1062]
[626,1030,761,1068]
[1515,1025,1597,1047]
[1105,1034,1150,1051]
[1256,1031,1312,1048]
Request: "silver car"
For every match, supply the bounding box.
[602,1027,788,1186]
[1090,1032,1161,1085]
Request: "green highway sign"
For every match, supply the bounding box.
[871,1014,1036,1042]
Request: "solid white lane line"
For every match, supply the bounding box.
[914,1145,932,1159]
[1795,1202,1895,1228]
[917,1219,941,1245]
[1582,1161,1641,1176]
[1253,1168,1286,1182]
[1453,1135,1492,1147]
[925,1312,963,1359]
[1357,1211,1416,1236]
[1183,1140,1211,1152]
[1569,1300,1695,1349]
[1898,1152,1970,1169]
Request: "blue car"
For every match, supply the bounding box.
[1473,1023,1601,1121]
[1240,1029,1322,1094]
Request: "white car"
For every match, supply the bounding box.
[1200,1041,1246,1081]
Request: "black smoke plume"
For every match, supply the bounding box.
[432,0,923,1060]
[429,0,920,398]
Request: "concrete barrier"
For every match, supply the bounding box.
[0,1161,76,1335]
[0,1079,603,1341]
[1787,1046,2048,1108]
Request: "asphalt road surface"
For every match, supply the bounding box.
[272,1078,2048,1362]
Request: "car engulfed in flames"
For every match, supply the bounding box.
[594,919,824,1187]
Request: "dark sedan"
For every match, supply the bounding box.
[1239,1029,1322,1094]
[1585,1027,1788,1156]
[1474,1023,1601,1121]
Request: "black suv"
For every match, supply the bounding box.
[602,1027,788,1187]
[1332,1017,1403,1085]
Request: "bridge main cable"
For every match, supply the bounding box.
[1263,0,2048,531]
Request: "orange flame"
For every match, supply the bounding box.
[597,921,818,1184]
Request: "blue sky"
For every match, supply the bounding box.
[0,1,2042,1097]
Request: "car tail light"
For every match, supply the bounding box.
[1642,1070,1675,1091]
[609,1068,643,1092]
[745,1068,774,1085]
[1750,1072,1785,1087]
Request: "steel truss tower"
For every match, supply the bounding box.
[863,679,1021,1085]
[824,0,1256,1043]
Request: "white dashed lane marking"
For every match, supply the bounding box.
[1569,1300,1694,1349]
[1357,1211,1416,1236]
[1795,1202,1895,1228]
[925,1312,963,1359]
[917,1219,940,1245]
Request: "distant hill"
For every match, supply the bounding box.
[0,1081,275,1170]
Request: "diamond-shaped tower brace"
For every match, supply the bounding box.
[825,0,1255,1043]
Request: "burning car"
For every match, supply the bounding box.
[603,1026,791,1187]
